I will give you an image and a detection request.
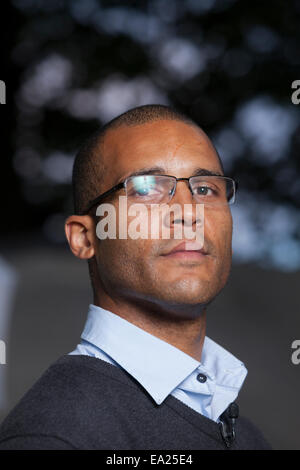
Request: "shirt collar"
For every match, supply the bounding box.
[81,304,246,405]
[200,336,247,390]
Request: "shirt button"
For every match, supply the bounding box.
[197,373,207,383]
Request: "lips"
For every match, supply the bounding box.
[162,240,207,259]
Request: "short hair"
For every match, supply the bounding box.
[72,104,224,215]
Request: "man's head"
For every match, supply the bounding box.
[65,104,232,319]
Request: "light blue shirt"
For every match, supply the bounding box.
[69,304,248,422]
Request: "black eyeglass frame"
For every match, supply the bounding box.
[85,174,238,213]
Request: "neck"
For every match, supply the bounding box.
[93,291,207,362]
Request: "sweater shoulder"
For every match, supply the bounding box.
[0,355,137,445]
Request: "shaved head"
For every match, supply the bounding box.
[72,104,224,215]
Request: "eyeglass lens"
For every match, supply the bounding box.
[125,175,235,205]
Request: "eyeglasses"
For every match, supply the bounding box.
[85,174,238,213]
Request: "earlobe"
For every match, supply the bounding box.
[65,215,95,260]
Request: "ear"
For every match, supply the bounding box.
[65,215,96,259]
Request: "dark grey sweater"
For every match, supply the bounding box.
[0,355,271,450]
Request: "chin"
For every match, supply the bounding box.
[156,279,217,306]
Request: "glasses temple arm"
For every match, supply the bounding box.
[85,182,125,213]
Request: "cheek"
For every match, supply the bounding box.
[96,237,154,286]
[94,202,157,282]
[204,208,233,258]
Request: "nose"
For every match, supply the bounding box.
[170,179,194,205]
[164,180,204,238]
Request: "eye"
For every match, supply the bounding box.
[195,185,215,196]
[135,186,151,196]
[133,176,154,193]
[134,186,161,197]
[128,176,162,198]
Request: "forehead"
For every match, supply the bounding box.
[101,119,222,182]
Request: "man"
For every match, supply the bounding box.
[0,104,271,449]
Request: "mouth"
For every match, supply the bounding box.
[161,240,208,261]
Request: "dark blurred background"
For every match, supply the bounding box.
[0,0,299,450]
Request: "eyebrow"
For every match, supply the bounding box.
[191,167,224,177]
[121,166,224,181]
